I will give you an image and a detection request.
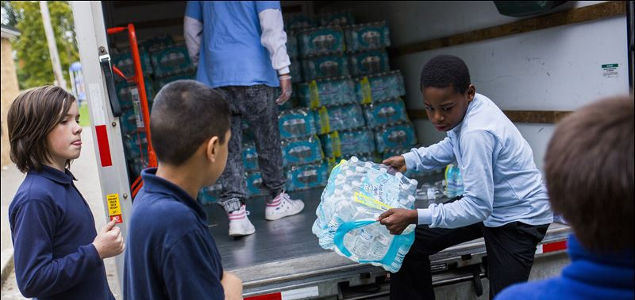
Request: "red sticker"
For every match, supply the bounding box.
[110,215,123,224]
[95,125,113,167]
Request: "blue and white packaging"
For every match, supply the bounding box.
[321,129,375,158]
[302,53,350,80]
[285,161,330,191]
[279,109,316,140]
[112,51,153,78]
[356,71,406,104]
[313,156,417,272]
[298,26,345,57]
[374,123,417,153]
[345,21,391,52]
[150,46,195,78]
[318,11,355,27]
[197,184,222,205]
[285,15,316,31]
[281,135,324,167]
[315,104,366,134]
[297,77,356,108]
[242,143,259,172]
[363,98,409,128]
[349,50,390,76]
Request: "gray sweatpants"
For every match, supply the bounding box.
[214,85,286,213]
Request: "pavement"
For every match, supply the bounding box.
[1,127,121,300]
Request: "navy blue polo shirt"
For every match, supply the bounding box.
[124,168,224,300]
[9,165,113,300]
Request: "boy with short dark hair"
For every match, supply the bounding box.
[380,55,553,299]
[495,96,634,300]
[124,80,242,300]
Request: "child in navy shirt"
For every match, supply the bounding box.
[124,80,242,300]
[7,86,125,300]
[496,96,634,300]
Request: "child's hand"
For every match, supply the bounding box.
[382,155,407,173]
[221,271,243,300]
[378,208,418,235]
[93,219,125,259]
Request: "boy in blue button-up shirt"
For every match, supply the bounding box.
[380,55,552,299]
[124,80,242,300]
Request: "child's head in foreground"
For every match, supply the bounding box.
[420,54,475,132]
[150,80,231,185]
[8,86,81,173]
[544,95,633,253]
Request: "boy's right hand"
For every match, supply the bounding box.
[382,155,407,173]
[92,219,125,259]
[221,271,243,300]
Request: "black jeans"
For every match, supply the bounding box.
[390,222,549,300]
[214,85,286,213]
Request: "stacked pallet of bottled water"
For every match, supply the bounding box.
[313,157,417,272]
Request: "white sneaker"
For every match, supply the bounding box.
[228,205,255,236]
[265,192,305,221]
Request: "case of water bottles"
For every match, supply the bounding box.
[285,14,316,31]
[242,143,259,172]
[321,129,375,158]
[279,109,316,140]
[197,184,222,205]
[312,156,417,272]
[348,50,390,76]
[301,53,350,80]
[345,21,391,52]
[281,135,324,167]
[120,110,139,134]
[374,123,417,153]
[111,51,153,78]
[318,11,355,27]
[315,104,366,134]
[356,71,406,104]
[285,161,330,192]
[297,77,356,108]
[298,26,345,57]
[289,59,303,83]
[123,132,149,159]
[287,33,299,59]
[150,46,195,77]
[363,98,409,128]
[116,79,154,110]
[246,172,266,197]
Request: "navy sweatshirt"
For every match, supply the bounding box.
[124,168,224,300]
[8,165,113,300]
[495,234,634,300]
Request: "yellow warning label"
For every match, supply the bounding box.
[107,194,121,216]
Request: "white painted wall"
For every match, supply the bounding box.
[327,1,630,170]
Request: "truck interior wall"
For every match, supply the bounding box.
[104,2,187,46]
[324,1,629,171]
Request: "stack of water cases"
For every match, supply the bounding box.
[283,12,417,166]
[313,156,417,272]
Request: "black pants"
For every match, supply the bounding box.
[390,222,549,300]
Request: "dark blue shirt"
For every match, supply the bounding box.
[495,234,634,300]
[124,168,224,300]
[9,165,113,300]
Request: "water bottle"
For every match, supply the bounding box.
[445,164,464,198]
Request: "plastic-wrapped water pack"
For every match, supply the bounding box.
[297,77,356,108]
[313,156,417,272]
[279,109,316,140]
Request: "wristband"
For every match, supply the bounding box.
[279,75,292,80]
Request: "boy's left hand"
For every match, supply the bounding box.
[378,208,418,235]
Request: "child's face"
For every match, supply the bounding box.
[422,85,475,132]
[47,101,82,169]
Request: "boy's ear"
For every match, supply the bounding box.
[205,136,220,163]
[466,84,476,102]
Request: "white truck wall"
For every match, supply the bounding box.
[326,1,630,171]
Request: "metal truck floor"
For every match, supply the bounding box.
[204,188,327,270]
